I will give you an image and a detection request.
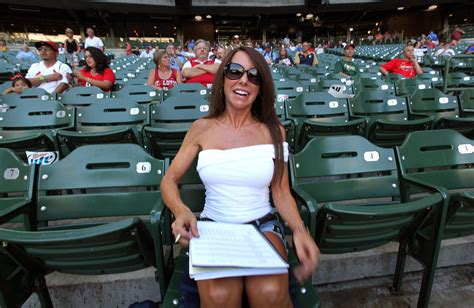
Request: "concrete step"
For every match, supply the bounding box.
[22,235,474,307]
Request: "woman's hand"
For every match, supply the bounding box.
[172,207,200,247]
[74,71,85,81]
[292,229,320,283]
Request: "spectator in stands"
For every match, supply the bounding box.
[435,42,456,57]
[125,42,132,56]
[161,46,319,307]
[84,27,104,51]
[147,50,182,91]
[73,47,115,92]
[294,41,318,66]
[182,39,221,88]
[379,44,423,78]
[16,44,36,61]
[427,30,439,45]
[217,46,227,61]
[275,47,293,66]
[333,44,359,78]
[26,41,71,94]
[261,44,276,65]
[140,45,154,58]
[2,74,32,96]
[465,44,474,55]
[0,40,8,52]
[65,28,80,68]
[450,26,465,42]
[58,43,65,55]
[165,43,184,71]
[425,38,436,49]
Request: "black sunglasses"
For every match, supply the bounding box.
[224,62,261,85]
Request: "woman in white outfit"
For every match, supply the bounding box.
[161,46,319,308]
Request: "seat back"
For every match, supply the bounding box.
[287,92,349,124]
[57,86,107,106]
[350,90,408,123]
[395,78,432,96]
[149,94,209,127]
[291,136,416,253]
[2,88,53,105]
[459,89,474,116]
[112,84,162,105]
[397,129,474,238]
[311,78,354,94]
[274,80,305,102]
[0,148,34,222]
[163,83,208,100]
[409,88,459,121]
[37,143,164,222]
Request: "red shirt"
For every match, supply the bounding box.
[381,59,417,78]
[79,67,115,91]
[185,58,216,88]
[154,68,178,91]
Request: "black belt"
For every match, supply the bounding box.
[200,212,278,227]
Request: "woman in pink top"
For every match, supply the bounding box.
[147,51,182,91]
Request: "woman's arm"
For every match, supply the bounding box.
[176,70,183,84]
[160,119,208,246]
[271,127,320,282]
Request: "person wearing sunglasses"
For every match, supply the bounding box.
[161,46,320,307]
[181,39,221,89]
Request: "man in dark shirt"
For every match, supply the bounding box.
[294,41,318,66]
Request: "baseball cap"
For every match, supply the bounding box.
[344,44,356,49]
[35,41,58,52]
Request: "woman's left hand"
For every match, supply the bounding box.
[292,229,320,283]
[74,71,84,80]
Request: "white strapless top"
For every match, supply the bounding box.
[197,143,289,223]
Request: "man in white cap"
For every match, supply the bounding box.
[26,41,71,94]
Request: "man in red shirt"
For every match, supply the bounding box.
[182,39,221,89]
[379,44,423,78]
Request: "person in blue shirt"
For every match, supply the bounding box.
[427,31,439,45]
[261,44,276,65]
[16,45,36,61]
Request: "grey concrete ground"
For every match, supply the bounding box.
[318,264,474,308]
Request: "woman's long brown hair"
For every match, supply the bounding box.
[208,46,284,185]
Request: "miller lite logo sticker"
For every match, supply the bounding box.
[26,151,59,165]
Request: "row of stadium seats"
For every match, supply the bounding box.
[1,128,472,307]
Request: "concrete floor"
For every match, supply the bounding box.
[317,264,474,308]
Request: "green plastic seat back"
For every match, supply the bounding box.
[37,143,164,222]
[386,73,407,84]
[312,78,354,94]
[57,86,106,106]
[287,92,349,123]
[112,84,162,104]
[163,83,208,100]
[350,90,408,122]
[409,88,459,120]
[398,129,474,238]
[2,88,53,105]
[398,129,474,191]
[396,78,432,96]
[284,67,302,80]
[355,78,394,93]
[274,80,305,102]
[448,72,474,86]
[0,148,34,213]
[150,94,209,127]
[459,89,474,114]
[292,136,400,204]
[296,73,318,91]
[0,100,73,132]
[75,98,148,131]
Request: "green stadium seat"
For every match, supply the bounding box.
[143,94,209,159]
[409,88,474,138]
[458,89,474,117]
[296,73,318,91]
[274,80,305,102]
[290,135,447,308]
[395,78,433,96]
[163,83,208,100]
[286,92,365,152]
[57,86,108,107]
[56,98,148,156]
[397,129,474,240]
[350,91,431,147]
[0,100,74,160]
[354,78,394,94]
[0,144,167,307]
[284,67,303,80]
[447,72,474,88]
[2,88,53,105]
[310,78,355,95]
[112,84,162,104]
[0,148,35,226]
